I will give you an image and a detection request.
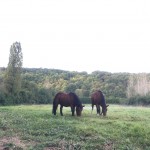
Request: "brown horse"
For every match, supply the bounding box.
[91,90,109,116]
[52,92,84,116]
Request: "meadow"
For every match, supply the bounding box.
[0,105,150,150]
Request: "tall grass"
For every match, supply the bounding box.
[0,105,150,150]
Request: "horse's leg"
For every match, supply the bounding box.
[97,105,100,115]
[96,105,100,115]
[91,104,94,114]
[100,106,102,115]
[96,105,98,114]
[71,106,75,116]
[60,105,63,116]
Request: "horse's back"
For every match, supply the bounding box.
[54,92,74,107]
[91,90,104,105]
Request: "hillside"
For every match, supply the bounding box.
[0,67,150,105]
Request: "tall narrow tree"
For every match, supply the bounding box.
[4,42,23,94]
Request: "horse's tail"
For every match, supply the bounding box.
[52,93,60,115]
[52,99,57,115]
[52,103,56,115]
[91,99,94,114]
[52,100,55,114]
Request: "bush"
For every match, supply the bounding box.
[106,96,128,104]
[0,92,5,105]
[80,97,90,104]
[128,95,150,106]
[106,96,120,104]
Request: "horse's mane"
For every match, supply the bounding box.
[69,92,82,107]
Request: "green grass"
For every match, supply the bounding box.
[0,105,150,150]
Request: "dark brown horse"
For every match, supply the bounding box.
[52,92,84,116]
[91,90,109,116]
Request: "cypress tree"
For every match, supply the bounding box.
[4,42,23,95]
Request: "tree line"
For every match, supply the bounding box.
[0,42,150,105]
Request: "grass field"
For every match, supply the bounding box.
[0,105,150,150]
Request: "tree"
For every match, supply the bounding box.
[127,73,150,98]
[65,83,77,92]
[4,42,23,94]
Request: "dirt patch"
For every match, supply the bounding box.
[0,136,27,150]
[43,140,81,150]
[44,148,60,150]
[103,141,114,150]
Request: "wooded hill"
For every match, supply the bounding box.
[0,67,150,105]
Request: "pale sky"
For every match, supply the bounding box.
[0,0,150,73]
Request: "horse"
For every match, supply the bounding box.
[52,92,84,116]
[91,90,109,116]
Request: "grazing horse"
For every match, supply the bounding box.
[91,90,109,116]
[52,92,84,116]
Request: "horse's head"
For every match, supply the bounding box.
[76,105,85,116]
[101,105,109,116]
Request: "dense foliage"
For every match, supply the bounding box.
[0,67,150,105]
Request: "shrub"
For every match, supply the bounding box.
[128,95,150,106]
[0,92,5,105]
